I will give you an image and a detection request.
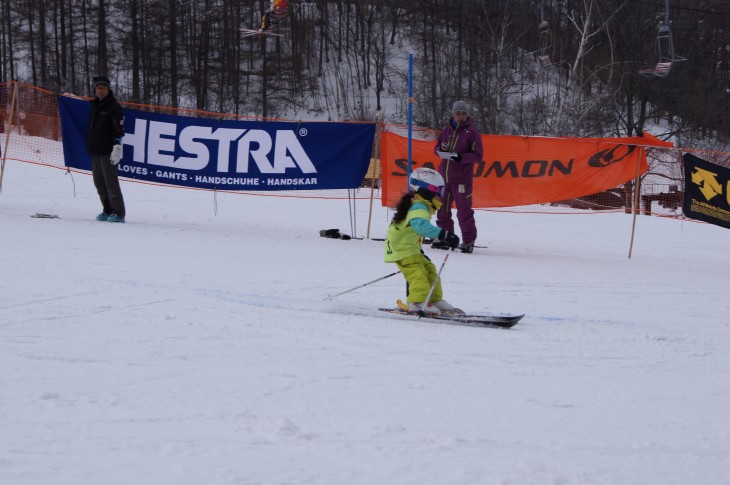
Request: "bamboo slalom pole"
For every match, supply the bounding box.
[628,147,644,259]
[0,81,18,193]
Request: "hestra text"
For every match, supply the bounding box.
[122,119,317,174]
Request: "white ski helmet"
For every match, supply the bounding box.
[409,167,444,197]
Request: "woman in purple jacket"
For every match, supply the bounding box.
[432,100,483,253]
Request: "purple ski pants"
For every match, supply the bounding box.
[436,181,477,244]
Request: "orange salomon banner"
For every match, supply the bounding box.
[381,132,673,207]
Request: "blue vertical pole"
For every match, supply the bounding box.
[407,53,413,186]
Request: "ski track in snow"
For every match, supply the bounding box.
[1,162,729,484]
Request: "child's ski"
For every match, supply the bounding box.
[379,300,523,329]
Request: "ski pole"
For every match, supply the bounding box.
[325,271,401,300]
[421,252,450,317]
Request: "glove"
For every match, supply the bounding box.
[110,144,122,165]
[449,153,462,162]
[439,229,460,250]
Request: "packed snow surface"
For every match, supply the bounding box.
[1,162,728,484]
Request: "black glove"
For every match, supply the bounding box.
[439,229,460,250]
[450,153,462,162]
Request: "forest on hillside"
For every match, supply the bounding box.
[1,0,729,145]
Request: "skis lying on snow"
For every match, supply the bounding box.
[379,299,524,329]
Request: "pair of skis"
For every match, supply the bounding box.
[381,253,523,328]
[240,28,284,38]
[379,299,523,329]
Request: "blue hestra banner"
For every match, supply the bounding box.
[59,96,375,191]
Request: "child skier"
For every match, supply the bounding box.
[384,167,463,315]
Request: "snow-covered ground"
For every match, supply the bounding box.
[1,161,729,485]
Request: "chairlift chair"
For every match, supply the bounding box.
[530,4,564,69]
[639,0,686,78]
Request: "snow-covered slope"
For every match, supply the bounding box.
[1,161,728,485]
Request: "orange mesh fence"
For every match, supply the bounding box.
[2,81,728,218]
[1,82,378,200]
[1,82,64,169]
[380,124,728,219]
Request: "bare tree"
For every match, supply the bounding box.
[0,0,727,144]
[97,0,107,74]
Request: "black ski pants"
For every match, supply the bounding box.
[91,154,126,218]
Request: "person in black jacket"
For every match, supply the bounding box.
[88,75,126,223]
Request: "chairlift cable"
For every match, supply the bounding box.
[632,0,730,17]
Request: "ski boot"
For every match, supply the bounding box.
[432,299,465,316]
[407,302,441,315]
